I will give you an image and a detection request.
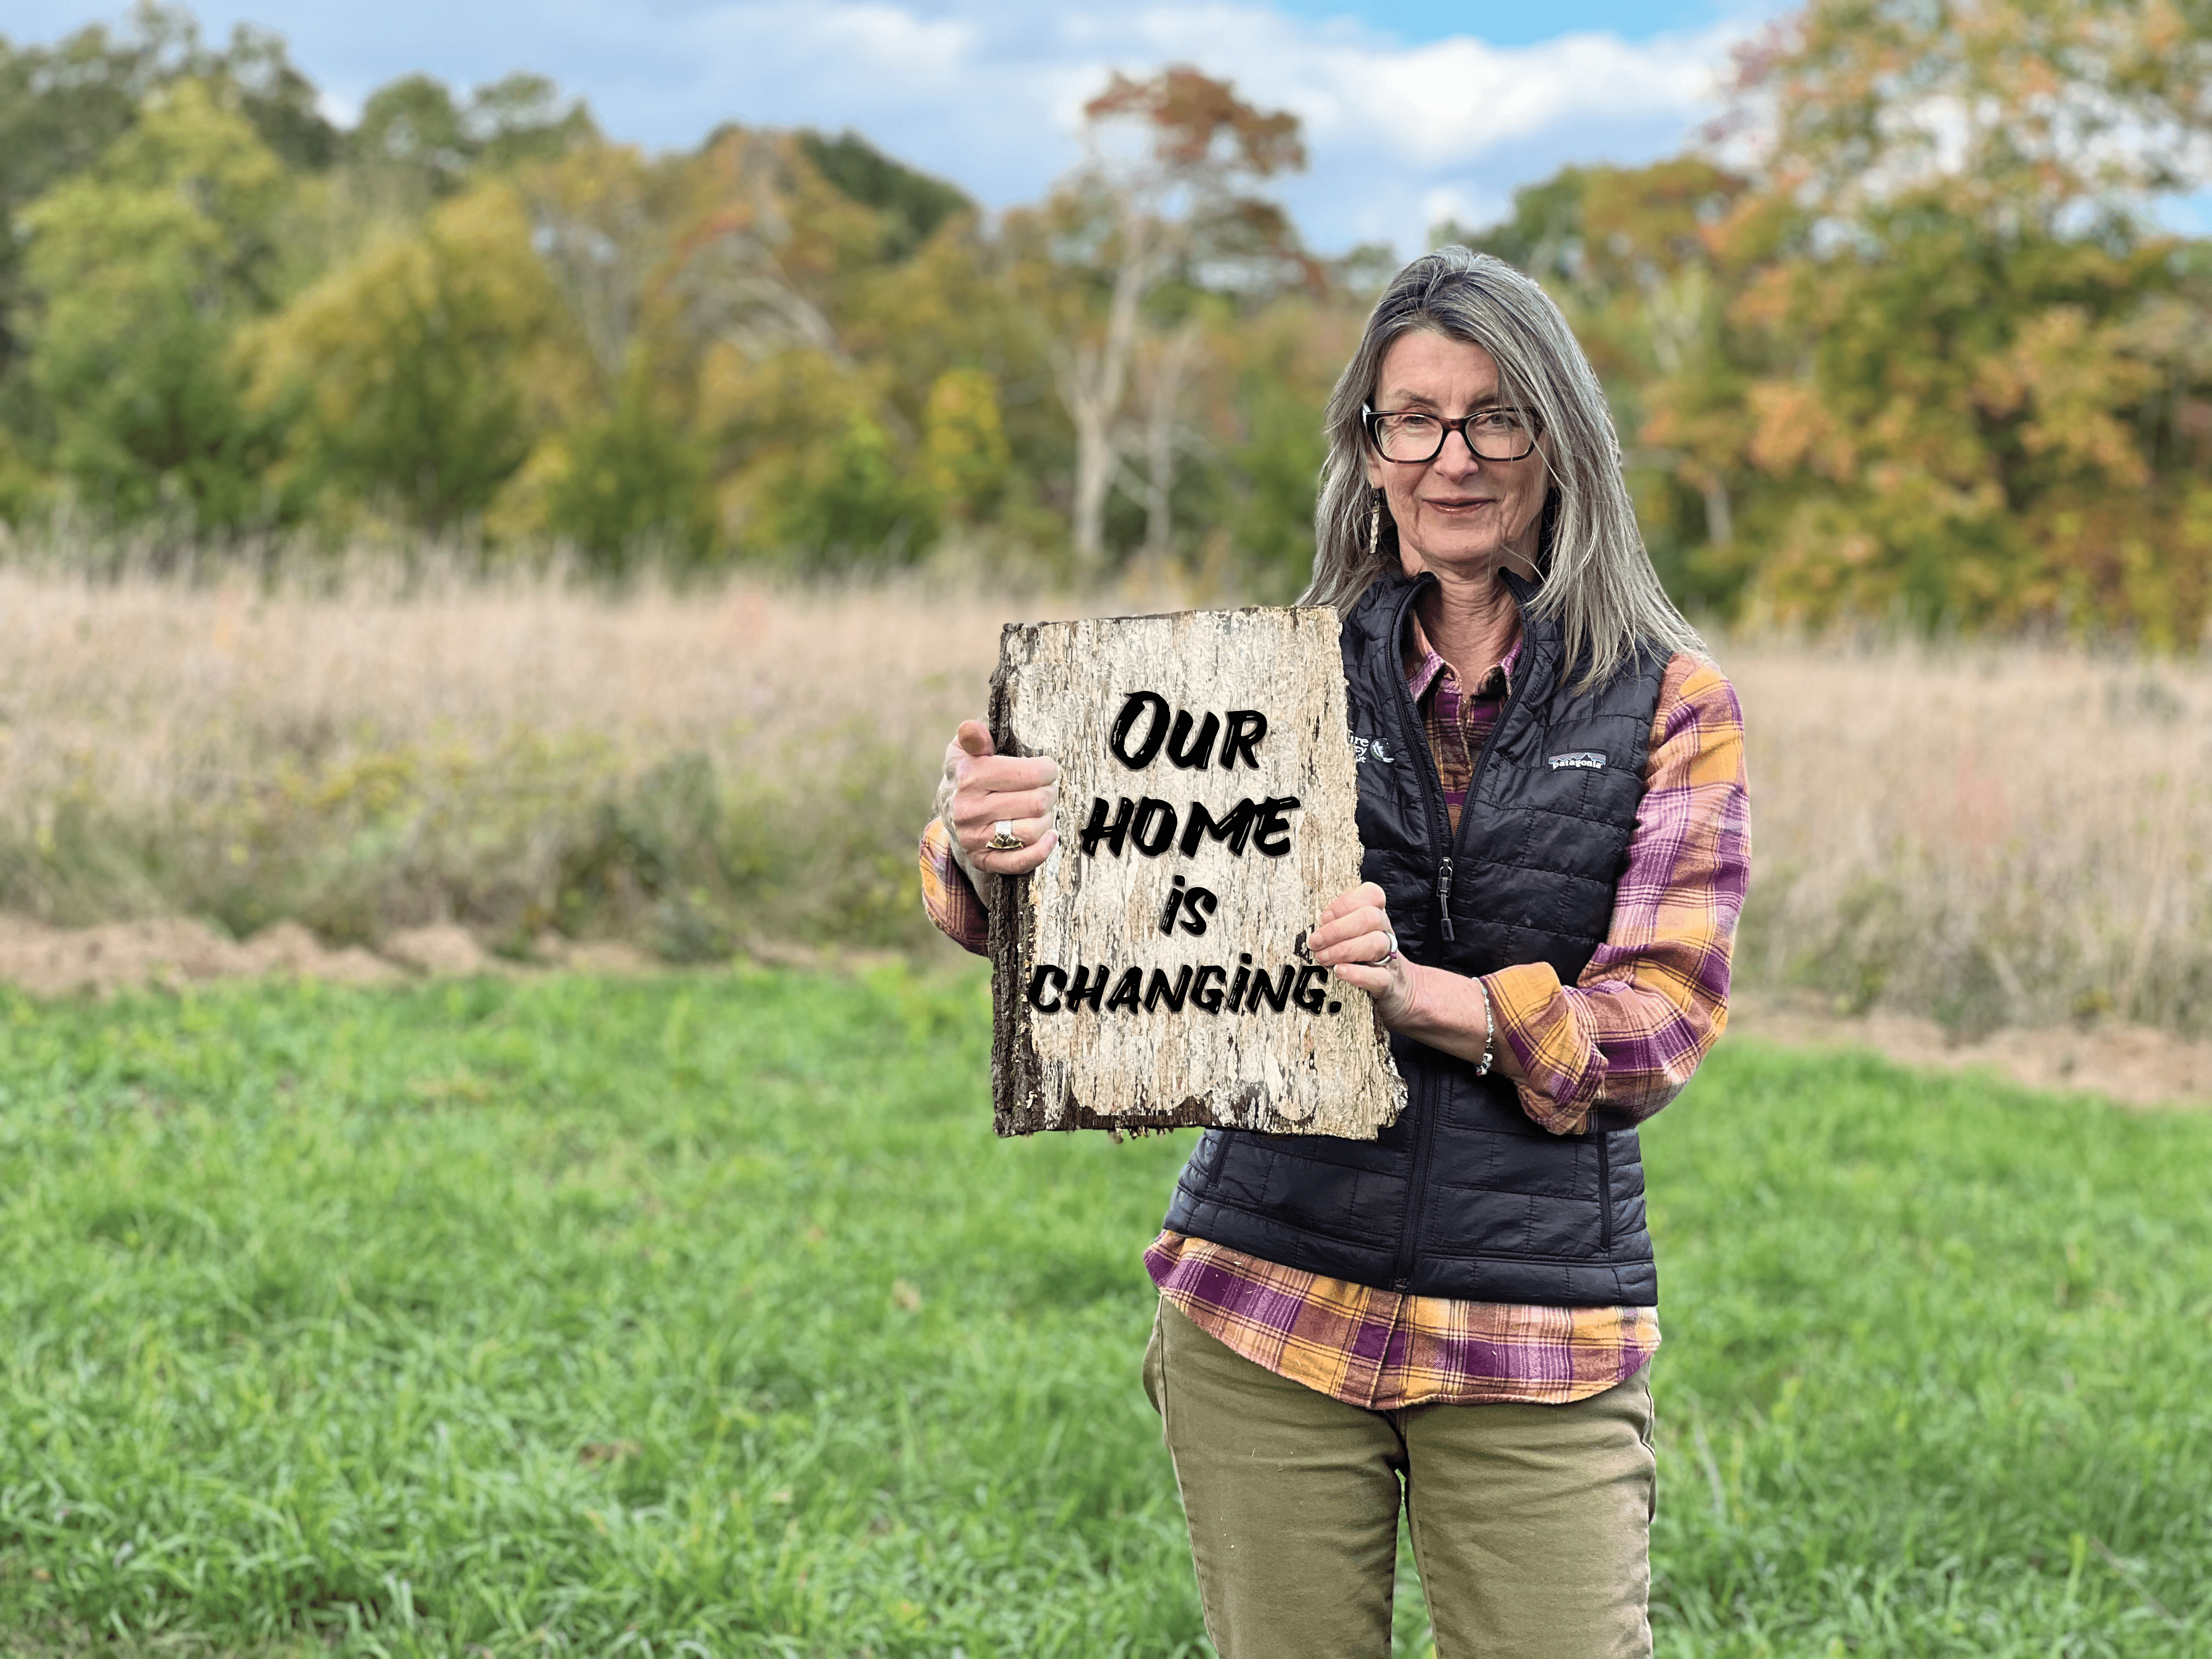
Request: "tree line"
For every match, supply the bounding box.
[1,0,2208,636]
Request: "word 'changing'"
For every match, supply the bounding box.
[1026,956,1342,1016]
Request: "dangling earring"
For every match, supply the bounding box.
[1368,487,1384,556]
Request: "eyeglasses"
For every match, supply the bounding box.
[1363,403,1539,464]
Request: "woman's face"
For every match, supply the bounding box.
[1363,330,1548,584]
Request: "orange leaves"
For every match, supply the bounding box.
[1989,307,2154,487]
[2142,0,2192,53]
[1639,0,2212,637]
[1748,383,1855,480]
[1732,0,2212,221]
[1578,159,1751,279]
[1083,66,1305,180]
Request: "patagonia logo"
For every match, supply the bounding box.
[1547,751,1607,771]
[1348,734,1396,766]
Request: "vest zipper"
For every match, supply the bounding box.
[1385,578,1450,1293]
[1386,576,1463,945]
[1384,573,1536,1295]
[1596,1131,1614,1252]
[1398,580,1533,944]
[1456,647,1526,867]
[1390,1064,1437,1292]
[1432,636,1528,943]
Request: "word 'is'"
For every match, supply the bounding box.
[1026,956,1341,1017]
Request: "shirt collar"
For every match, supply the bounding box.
[1402,610,1521,701]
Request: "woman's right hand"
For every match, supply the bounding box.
[936,719,1059,888]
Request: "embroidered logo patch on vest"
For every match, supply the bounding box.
[1547,751,1607,770]
[1348,734,1396,766]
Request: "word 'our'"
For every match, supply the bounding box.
[1079,794,1300,859]
[1110,693,1269,771]
[1026,956,1341,1017]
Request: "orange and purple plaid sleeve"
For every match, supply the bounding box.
[1486,653,1750,1135]
[918,817,991,956]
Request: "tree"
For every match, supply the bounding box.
[797,129,972,261]
[535,385,713,571]
[1724,0,2212,227]
[242,180,592,531]
[0,3,331,386]
[1709,0,2212,636]
[521,142,674,395]
[922,366,1012,523]
[345,70,593,208]
[1454,1,2212,636]
[676,126,989,565]
[1444,159,1765,611]
[1021,66,1308,575]
[495,123,1001,569]
[19,77,292,527]
[488,142,723,569]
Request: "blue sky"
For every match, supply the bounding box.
[5,0,1783,251]
[1274,0,1745,44]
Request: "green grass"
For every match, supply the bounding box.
[0,969,2206,1656]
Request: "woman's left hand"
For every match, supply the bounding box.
[1307,882,1418,1028]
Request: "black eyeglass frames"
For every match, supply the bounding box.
[1363,403,1540,464]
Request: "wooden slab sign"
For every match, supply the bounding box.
[988,608,1406,1139]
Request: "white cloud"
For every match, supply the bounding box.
[1074,8,1729,159]
[678,1,981,91]
[1420,183,1504,236]
[634,0,1756,250]
[8,0,1765,252]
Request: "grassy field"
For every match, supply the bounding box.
[0,968,2208,1657]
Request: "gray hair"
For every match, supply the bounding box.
[1304,245,1701,688]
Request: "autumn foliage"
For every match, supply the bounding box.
[2,0,2210,638]
[1457,0,2212,637]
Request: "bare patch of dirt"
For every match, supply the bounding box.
[0,914,400,998]
[380,924,489,977]
[1728,992,2212,1110]
[552,938,660,975]
[0,913,847,998]
[8,913,2200,1110]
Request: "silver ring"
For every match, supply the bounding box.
[986,820,1024,852]
[1368,928,1399,966]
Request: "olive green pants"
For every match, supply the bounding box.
[1142,1300,1655,1658]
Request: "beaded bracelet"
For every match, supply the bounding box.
[1474,975,1495,1077]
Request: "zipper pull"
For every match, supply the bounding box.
[1436,857,1455,941]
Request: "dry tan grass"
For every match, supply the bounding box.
[0,566,1003,795]
[4,562,2210,1037]
[0,565,1022,952]
[1728,637,2212,1034]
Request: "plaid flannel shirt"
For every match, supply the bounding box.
[919,621,1749,1407]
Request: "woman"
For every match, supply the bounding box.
[919,246,1748,1658]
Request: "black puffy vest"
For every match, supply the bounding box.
[1161,569,1671,1305]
